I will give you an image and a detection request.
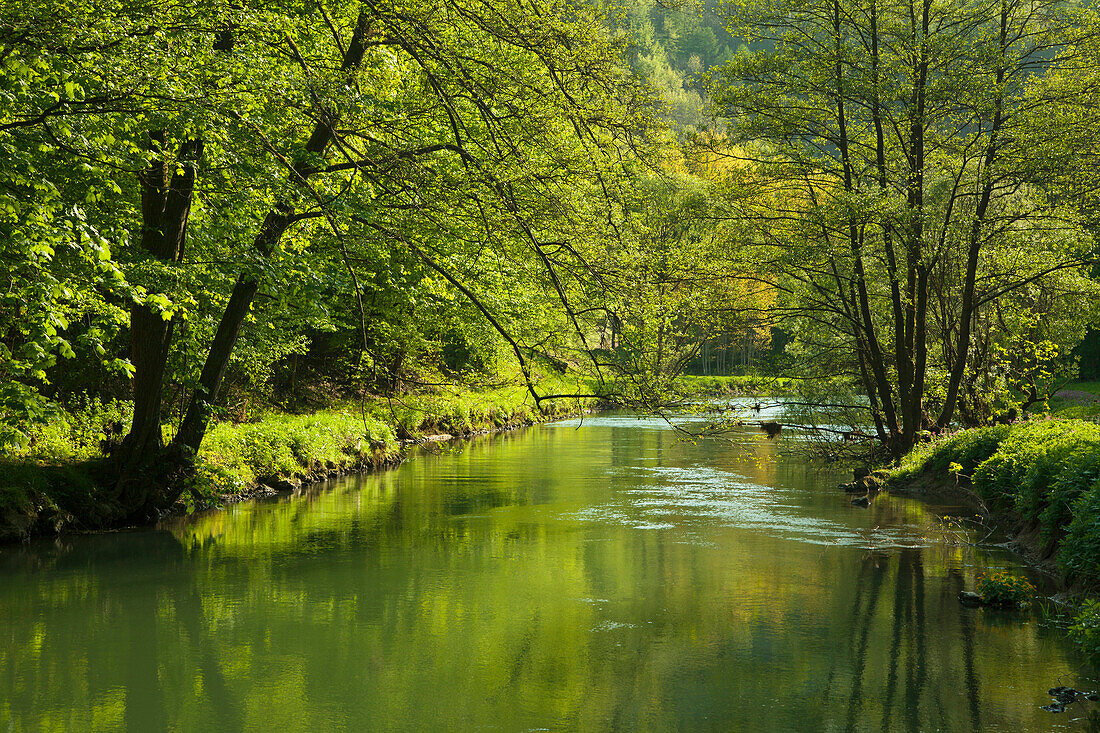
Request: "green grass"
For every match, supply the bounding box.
[359,381,588,437]
[0,379,596,538]
[195,382,593,495]
[1050,381,1100,418]
[1054,404,1100,420]
[1064,381,1100,398]
[197,409,401,494]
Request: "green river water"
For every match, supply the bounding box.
[1,409,1096,731]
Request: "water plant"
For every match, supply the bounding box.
[977,571,1036,609]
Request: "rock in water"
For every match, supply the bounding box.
[1049,687,1078,704]
[760,421,782,438]
[1040,703,1066,713]
[958,591,983,607]
[851,496,870,507]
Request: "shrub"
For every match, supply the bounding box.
[1040,449,1100,544]
[977,571,1036,608]
[1059,482,1100,586]
[971,420,1100,519]
[896,424,1012,479]
[10,396,133,463]
[1070,600,1100,667]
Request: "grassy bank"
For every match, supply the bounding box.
[892,418,1100,664]
[197,385,590,495]
[0,383,595,542]
[1051,380,1100,421]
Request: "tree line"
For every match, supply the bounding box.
[3,0,1100,521]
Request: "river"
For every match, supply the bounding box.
[0,408,1095,730]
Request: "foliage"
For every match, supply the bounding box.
[977,572,1036,609]
[1070,600,1100,667]
[604,1,741,132]
[1040,448,1100,544]
[897,418,1100,587]
[198,410,399,494]
[581,166,766,402]
[672,374,793,397]
[0,0,679,522]
[711,0,1100,457]
[5,0,1100,531]
[1059,481,1100,585]
[971,421,1100,520]
[894,425,1013,480]
[8,396,132,463]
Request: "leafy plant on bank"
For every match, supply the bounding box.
[1070,600,1100,667]
[896,418,1100,587]
[893,424,1013,480]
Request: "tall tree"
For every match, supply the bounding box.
[713,0,1098,456]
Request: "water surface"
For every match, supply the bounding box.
[1,410,1094,730]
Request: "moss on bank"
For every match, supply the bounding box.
[892,418,1100,663]
[0,384,594,542]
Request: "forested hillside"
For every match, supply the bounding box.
[608,1,742,131]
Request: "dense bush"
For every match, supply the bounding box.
[1040,448,1100,543]
[1070,600,1100,667]
[10,396,132,463]
[896,424,1012,479]
[1059,483,1100,585]
[898,418,1100,587]
[971,421,1100,519]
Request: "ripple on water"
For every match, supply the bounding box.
[566,463,929,549]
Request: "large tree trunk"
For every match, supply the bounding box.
[173,12,373,456]
[114,136,203,517]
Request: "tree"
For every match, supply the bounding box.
[2,0,658,519]
[712,0,1098,456]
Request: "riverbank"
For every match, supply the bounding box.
[885,417,1100,664]
[0,384,597,543]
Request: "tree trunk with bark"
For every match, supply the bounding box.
[114,135,203,518]
[173,12,373,456]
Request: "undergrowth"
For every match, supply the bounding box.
[896,417,1100,665]
[1,382,594,539]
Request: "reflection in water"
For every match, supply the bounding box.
[0,410,1094,731]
